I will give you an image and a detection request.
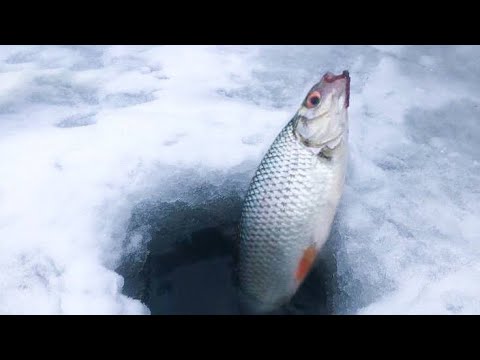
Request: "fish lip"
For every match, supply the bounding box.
[323,70,350,84]
[322,70,350,108]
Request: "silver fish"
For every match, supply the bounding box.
[236,70,350,314]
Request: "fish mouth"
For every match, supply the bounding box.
[322,70,350,108]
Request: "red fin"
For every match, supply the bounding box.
[295,245,317,283]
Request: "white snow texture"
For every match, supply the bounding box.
[0,45,478,314]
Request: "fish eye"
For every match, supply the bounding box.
[309,96,320,106]
[306,91,321,108]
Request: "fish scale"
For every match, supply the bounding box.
[237,117,348,311]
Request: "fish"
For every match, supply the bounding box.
[235,70,351,314]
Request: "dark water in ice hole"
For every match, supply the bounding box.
[118,190,338,315]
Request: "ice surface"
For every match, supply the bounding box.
[0,45,479,314]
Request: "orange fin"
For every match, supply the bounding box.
[295,244,318,283]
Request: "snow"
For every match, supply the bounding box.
[0,45,478,314]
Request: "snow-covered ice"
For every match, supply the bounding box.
[0,45,478,314]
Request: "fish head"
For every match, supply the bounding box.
[294,70,350,149]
